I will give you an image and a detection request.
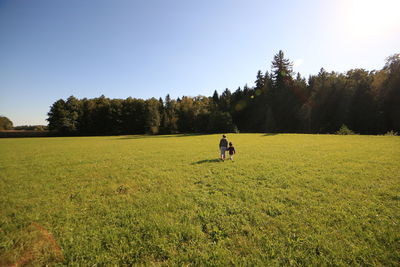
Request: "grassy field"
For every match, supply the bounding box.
[0,134,399,266]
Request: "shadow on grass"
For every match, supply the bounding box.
[262,133,279,136]
[191,159,221,165]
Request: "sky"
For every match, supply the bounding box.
[0,0,399,126]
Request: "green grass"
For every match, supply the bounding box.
[0,134,399,266]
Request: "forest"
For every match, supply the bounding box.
[47,51,400,135]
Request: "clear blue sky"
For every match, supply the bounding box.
[1,0,399,125]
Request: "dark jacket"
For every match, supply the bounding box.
[228,146,236,155]
[219,138,228,148]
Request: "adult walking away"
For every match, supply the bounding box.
[219,134,228,161]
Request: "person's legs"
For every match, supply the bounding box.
[229,154,233,160]
[220,147,226,160]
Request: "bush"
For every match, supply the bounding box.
[384,130,398,136]
[0,116,13,130]
[336,124,355,135]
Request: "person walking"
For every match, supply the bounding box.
[219,134,228,161]
[227,142,236,161]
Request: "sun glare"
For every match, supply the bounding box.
[345,0,400,38]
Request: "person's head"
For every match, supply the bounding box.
[222,134,226,138]
[229,142,233,146]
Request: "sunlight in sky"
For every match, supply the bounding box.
[1,0,399,125]
[293,59,304,69]
[344,0,400,39]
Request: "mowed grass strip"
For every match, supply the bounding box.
[0,134,399,265]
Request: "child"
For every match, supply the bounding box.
[227,142,236,161]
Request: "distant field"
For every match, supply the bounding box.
[0,134,399,266]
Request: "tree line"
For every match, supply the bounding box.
[47,51,400,135]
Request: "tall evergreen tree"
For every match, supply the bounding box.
[164,94,178,133]
[270,50,300,132]
[255,70,265,89]
[219,89,232,112]
[272,50,293,87]
[212,90,219,107]
[144,98,161,134]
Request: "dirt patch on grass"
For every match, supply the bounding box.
[0,223,63,266]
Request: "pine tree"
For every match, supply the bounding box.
[255,70,265,89]
[272,50,293,87]
[270,50,299,132]
[145,98,161,134]
[212,90,219,106]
